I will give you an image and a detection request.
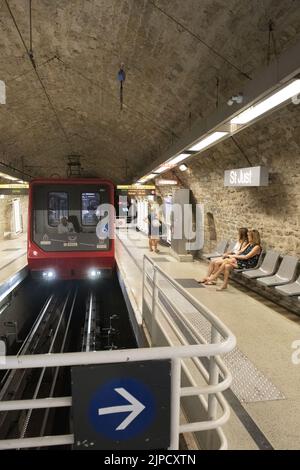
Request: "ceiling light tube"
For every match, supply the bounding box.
[188,131,228,152]
[167,153,190,166]
[143,173,157,181]
[0,172,19,181]
[231,79,300,125]
[154,166,170,174]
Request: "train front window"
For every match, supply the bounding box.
[32,184,112,252]
[81,192,100,226]
[48,192,68,227]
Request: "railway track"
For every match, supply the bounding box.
[0,275,136,445]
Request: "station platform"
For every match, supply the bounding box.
[0,234,27,286]
[0,234,27,304]
[116,228,300,450]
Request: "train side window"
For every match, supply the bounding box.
[81,192,100,226]
[48,192,68,227]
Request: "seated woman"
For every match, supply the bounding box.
[204,229,262,291]
[199,227,249,284]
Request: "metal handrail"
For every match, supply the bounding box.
[0,254,236,451]
[142,254,236,450]
[0,344,231,369]
[143,255,235,347]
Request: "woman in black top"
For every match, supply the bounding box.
[204,229,262,290]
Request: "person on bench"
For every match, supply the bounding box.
[199,227,249,284]
[203,229,262,291]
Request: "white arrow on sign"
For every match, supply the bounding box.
[98,387,145,431]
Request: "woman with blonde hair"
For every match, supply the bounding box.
[199,227,249,284]
[204,229,262,291]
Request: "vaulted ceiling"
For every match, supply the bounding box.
[1,0,300,182]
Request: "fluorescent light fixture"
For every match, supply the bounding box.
[0,172,19,181]
[156,179,178,186]
[145,173,157,181]
[231,79,300,125]
[179,164,188,172]
[188,132,228,152]
[154,166,170,174]
[167,153,190,166]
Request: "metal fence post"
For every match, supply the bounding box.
[169,357,181,450]
[142,255,146,321]
[151,266,158,343]
[206,326,221,449]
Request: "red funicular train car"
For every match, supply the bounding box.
[28,179,115,280]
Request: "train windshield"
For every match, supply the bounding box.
[32,183,112,252]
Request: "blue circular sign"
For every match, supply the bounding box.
[88,378,156,440]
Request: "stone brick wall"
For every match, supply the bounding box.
[0,195,28,239]
[156,103,300,257]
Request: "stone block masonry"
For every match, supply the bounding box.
[156,103,300,257]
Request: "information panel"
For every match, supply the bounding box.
[71,360,171,450]
[224,166,269,187]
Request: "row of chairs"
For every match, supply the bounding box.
[203,240,300,303]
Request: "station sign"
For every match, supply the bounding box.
[0,183,29,195]
[117,185,155,198]
[71,360,171,450]
[224,166,269,187]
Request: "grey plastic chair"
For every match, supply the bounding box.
[226,240,238,254]
[242,251,280,279]
[257,255,298,287]
[202,240,228,259]
[275,274,300,296]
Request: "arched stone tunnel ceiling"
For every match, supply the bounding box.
[1,0,300,182]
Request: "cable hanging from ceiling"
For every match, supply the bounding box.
[149,0,252,81]
[117,63,126,111]
[267,20,278,65]
[28,0,36,68]
[4,0,72,151]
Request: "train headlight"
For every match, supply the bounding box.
[42,270,56,280]
[88,269,101,280]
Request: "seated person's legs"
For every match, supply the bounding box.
[199,257,224,283]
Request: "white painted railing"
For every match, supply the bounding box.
[142,255,236,450]
[0,256,236,451]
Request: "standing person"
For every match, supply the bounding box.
[146,204,161,253]
[199,227,249,284]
